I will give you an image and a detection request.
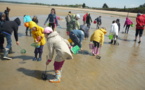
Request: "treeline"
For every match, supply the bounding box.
[0,1,145,13]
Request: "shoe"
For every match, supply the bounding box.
[37,58,41,61]
[138,41,141,43]
[33,57,37,61]
[3,56,12,60]
[49,79,60,83]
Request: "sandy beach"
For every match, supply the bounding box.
[0,2,145,90]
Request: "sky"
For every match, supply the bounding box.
[0,0,144,8]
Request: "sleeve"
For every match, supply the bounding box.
[13,25,18,41]
[48,43,55,60]
[44,14,50,25]
[101,33,104,46]
[76,21,80,30]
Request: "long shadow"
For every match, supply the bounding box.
[12,55,34,61]
[17,68,54,80]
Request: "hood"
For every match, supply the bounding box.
[99,28,107,35]
[14,18,21,26]
[47,31,59,39]
[28,21,38,29]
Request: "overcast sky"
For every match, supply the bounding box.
[1,0,144,8]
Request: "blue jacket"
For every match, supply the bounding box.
[23,15,32,23]
[44,14,58,25]
[70,30,84,42]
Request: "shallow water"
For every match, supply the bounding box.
[0,10,145,90]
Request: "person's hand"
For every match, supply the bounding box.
[46,59,51,65]
[16,41,19,45]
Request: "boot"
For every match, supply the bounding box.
[8,47,15,54]
[3,48,12,60]
[110,40,113,44]
[49,70,61,83]
[114,40,116,45]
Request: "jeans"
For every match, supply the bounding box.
[3,32,12,49]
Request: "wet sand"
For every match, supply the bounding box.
[0,3,145,90]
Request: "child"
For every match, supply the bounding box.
[116,19,120,32]
[109,20,119,44]
[28,21,46,61]
[23,15,32,36]
[90,27,107,56]
[124,17,133,34]
[95,16,102,29]
[32,16,38,24]
[44,27,73,83]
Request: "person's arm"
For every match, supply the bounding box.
[101,33,104,46]
[44,14,50,25]
[13,25,19,45]
[55,16,58,26]
[48,43,55,60]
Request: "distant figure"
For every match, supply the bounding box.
[65,11,73,35]
[83,13,88,25]
[44,8,58,31]
[74,14,81,30]
[23,15,32,36]
[1,18,21,60]
[124,17,133,34]
[0,12,6,51]
[95,16,102,29]
[4,7,10,21]
[32,16,38,24]
[90,27,107,56]
[134,13,145,43]
[109,20,119,45]
[116,19,121,32]
[86,13,92,28]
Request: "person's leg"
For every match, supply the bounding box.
[37,45,44,61]
[92,41,97,55]
[49,56,65,83]
[127,25,130,34]
[3,34,12,60]
[25,27,29,36]
[138,29,144,43]
[33,48,38,61]
[0,35,4,50]
[135,29,139,41]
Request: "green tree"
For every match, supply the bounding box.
[82,3,86,8]
[102,3,109,8]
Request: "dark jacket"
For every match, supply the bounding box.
[86,14,92,24]
[1,18,21,41]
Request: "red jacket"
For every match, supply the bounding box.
[83,14,88,21]
[136,14,145,29]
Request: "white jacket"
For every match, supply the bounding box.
[110,23,118,36]
[47,31,73,62]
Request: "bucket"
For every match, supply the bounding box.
[109,35,113,40]
[71,45,80,54]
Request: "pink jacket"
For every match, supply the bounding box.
[83,14,88,21]
[124,17,133,26]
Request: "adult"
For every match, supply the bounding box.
[1,18,21,60]
[0,12,6,51]
[95,16,102,29]
[124,17,133,34]
[65,11,73,34]
[4,7,10,21]
[69,29,84,49]
[116,19,121,32]
[134,13,145,43]
[44,8,58,31]
[86,13,92,28]
[83,13,88,25]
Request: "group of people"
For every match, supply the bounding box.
[0,6,145,83]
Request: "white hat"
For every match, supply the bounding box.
[76,14,80,19]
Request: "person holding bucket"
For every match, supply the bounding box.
[124,17,133,34]
[109,20,119,45]
[44,27,73,83]
[90,27,107,56]
[28,21,46,61]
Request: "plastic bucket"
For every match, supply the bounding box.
[131,24,134,27]
[109,35,113,40]
[71,45,80,54]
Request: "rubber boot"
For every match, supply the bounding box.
[49,70,61,83]
[110,40,113,44]
[3,48,12,60]
[114,40,116,45]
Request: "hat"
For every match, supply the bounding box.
[44,27,53,34]
[76,14,80,19]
